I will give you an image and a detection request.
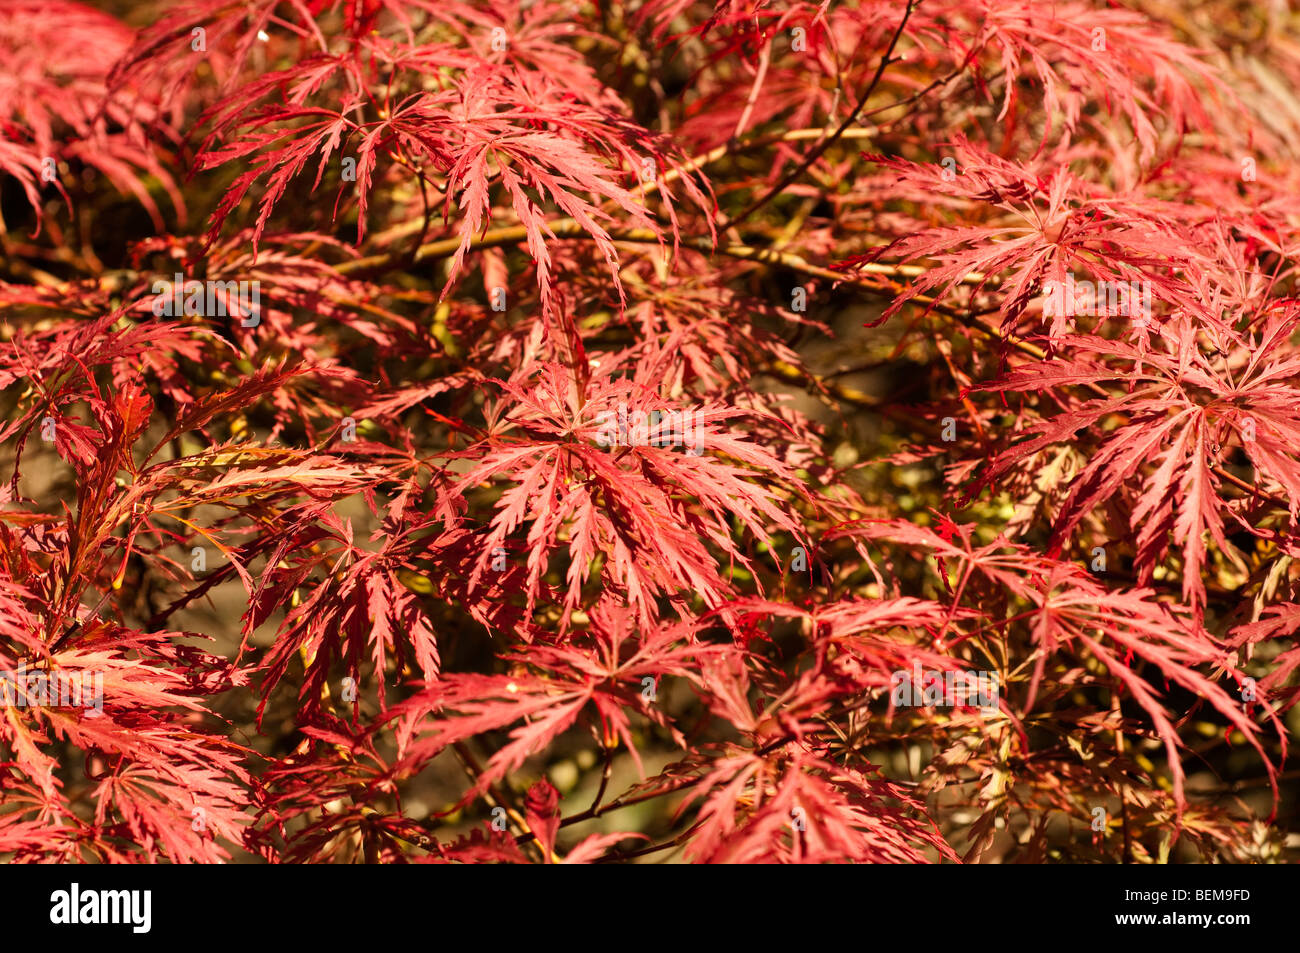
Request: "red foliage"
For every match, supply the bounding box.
[2,0,1299,863]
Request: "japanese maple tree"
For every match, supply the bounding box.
[1,0,1299,863]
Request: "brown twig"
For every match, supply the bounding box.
[720,0,916,231]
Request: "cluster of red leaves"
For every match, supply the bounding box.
[1,0,1299,863]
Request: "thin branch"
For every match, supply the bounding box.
[513,778,694,848]
[721,0,916,230]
